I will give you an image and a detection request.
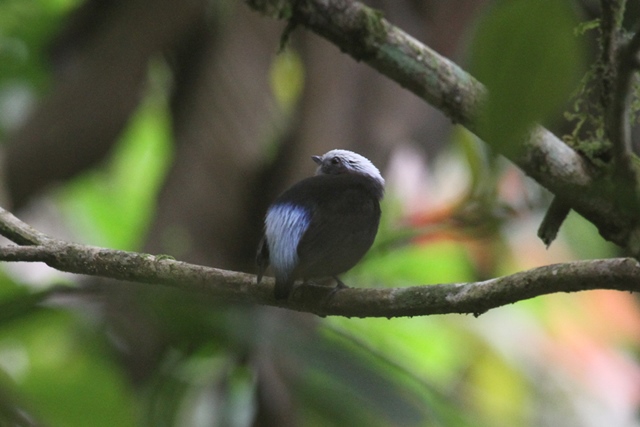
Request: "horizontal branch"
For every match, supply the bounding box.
[245,0,640,249]
[0,208,638,318]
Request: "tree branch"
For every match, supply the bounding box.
[245,0,640,250]
[611,27,640,169]
[608,25,640,251]
[540,1,630,248]
[0,208,639,318]
[541,2,637,249]
[0,209,52,246]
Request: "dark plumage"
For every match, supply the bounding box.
[257,149,384,300]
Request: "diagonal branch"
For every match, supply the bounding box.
[0,208,639,318]
[245,0,640,250]
[0,209,53,246]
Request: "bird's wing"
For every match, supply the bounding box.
[295,179,380,277]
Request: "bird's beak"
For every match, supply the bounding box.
[312,155,322,165]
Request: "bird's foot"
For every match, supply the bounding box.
[324,276,349,300]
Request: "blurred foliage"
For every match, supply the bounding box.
[0,272,136,427]
[57,63,174,250]
[0,0,638,427]
[0,0,81,137]
[0,309,137,427]
[470,0,585,157]
[270,49,305,115]
[0,0,77,86]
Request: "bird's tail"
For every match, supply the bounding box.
[256,237,270,284]
[274,276,294,300]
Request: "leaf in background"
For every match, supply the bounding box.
[0,0,79,87]
[0,310,136,427]
[455,126,495,197]
[0,0,82,137]
[0,272,61,338]
[58,68,173,250]
[353,241,475,286]
[286,322,432,426]
[327,317,469,388]
[270,49,304,113]
[468,348,529,427]
[470,0,584,156]
[289,320,484,427]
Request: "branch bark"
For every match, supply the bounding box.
[610,26,640,190]
[245,0,640,251]
[541,0,632,248]
[602,0,640,235]
[0,208,639,318]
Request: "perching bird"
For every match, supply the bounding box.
[256,149,384,300]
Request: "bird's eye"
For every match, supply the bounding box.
[331,157,340,165]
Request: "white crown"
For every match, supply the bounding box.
[317,149,385,186]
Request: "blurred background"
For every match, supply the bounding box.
[0,0,639,426]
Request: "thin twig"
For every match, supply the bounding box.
[537,198,571,247]
[0,209,52,246]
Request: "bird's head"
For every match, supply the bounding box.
[312,149,385,187]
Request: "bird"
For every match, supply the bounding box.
[256,149,384,300]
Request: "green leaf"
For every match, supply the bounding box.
[470,0,584,156]
[269,49,305,112]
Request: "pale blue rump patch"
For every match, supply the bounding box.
[265,203,311,277]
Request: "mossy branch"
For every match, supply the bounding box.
[541,1,633,248]
[1,208,639,318]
